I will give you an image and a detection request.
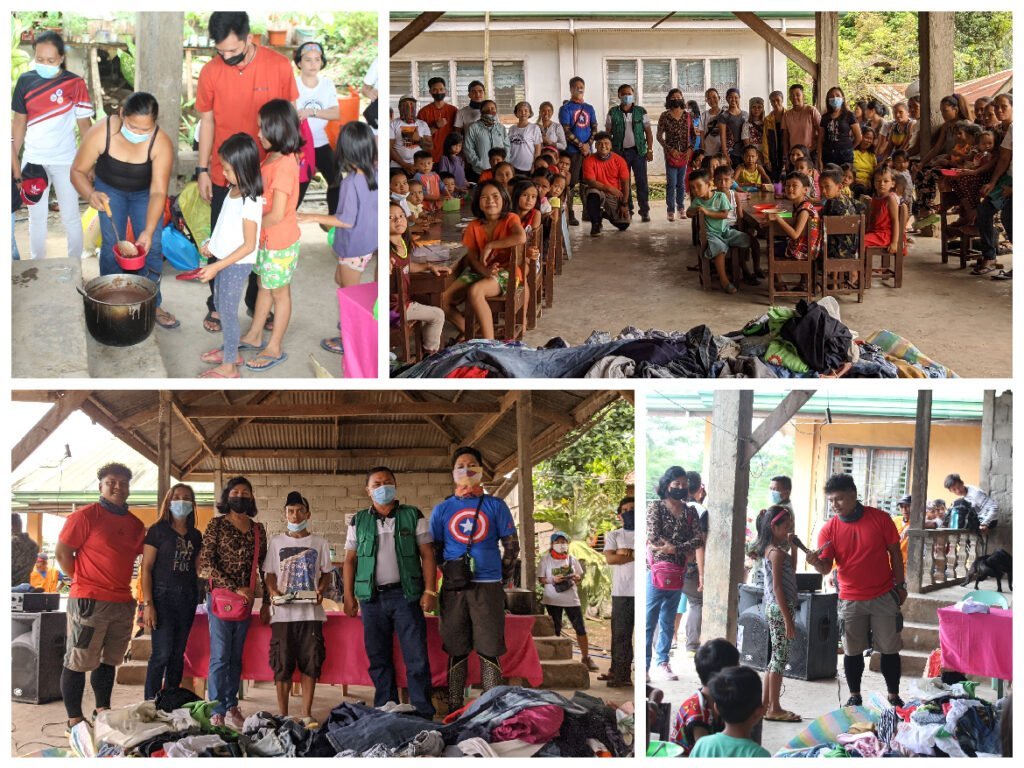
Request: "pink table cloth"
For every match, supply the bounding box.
[337,283,377,378]
[184,610,542,688]
[936,605,1013,680]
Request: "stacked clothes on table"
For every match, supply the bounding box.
[394,298,957,378]
[66,686,631,759]
[775,682,1004,757]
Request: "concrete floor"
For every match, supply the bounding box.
[648,581,1007,755]
[12,199,376,379]
[11,673,633,757]
[524,200,1012,378]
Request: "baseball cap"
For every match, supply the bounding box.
[20,163,48,206]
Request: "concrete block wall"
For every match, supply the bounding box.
[251,472,455,556]
[981,391,1012,552]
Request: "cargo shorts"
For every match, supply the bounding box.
[838,591,904,656]
[64,597,136,672]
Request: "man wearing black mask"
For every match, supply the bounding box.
[418,77,457,167]
[601,497,635,687]
[195,12,298,334]
[806,474,906,708]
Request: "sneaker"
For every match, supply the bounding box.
[656,662,678,681]
[581,656,599,672]
[210,713,226,728]
[668,212,675,222]
[225,707,245,731]
[845,694,864,707]
[888,694,905,707]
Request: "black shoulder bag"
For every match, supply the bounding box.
[441,495,484,591]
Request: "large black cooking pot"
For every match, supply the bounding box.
[78,274,157,347]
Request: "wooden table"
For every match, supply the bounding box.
[408,209,468,308]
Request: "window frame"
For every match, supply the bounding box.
[824,443,912,517]
[390,58,528,116]
[602,55,741,112]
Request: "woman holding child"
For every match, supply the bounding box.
[913,94,970,221]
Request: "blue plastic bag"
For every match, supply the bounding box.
[161,223,199,270]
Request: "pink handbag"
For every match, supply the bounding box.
[650,559,687,591]
[209,524,260,622]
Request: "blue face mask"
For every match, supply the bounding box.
[371,485,397,505]
[770,490,784,504]
[287,520,309,533]
[170,500,193,519]
[829,97,844,110]
[622,94,634,106]
[34,63,60,79]
[121,124,153,145]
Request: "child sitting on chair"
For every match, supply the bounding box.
[715,165,762,284]
[687,169,751,295]
[767,172,822,293]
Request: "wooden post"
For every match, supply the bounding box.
[157,391,172,505]
[733,12,818,79]
[704,390,754,643]
[814,13,840,113]
[135,13,184,179]
[389,12,445,56]
[918,12,955,158]
[516,391,536,593]
[214,456,224,500]
[906,390,933,594]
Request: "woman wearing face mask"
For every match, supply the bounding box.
[12,31,95,260]
[656,89,696,221]
[140,484,203,701]
[646,466,704,682]
[539,532,597,671]
[71,91,178,328]
[197,476,269,731]
[430,447,519,714]
[817,86,862,170]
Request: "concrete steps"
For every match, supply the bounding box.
[533,635,574,660]
[129,634,152,662]
[901,593,953,624]
[539,658,590,690]
[901,620,941,652]
[868,648,930,677]
[114,635,152,686]
[529,613,556,637]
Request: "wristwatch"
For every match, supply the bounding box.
[894,582,907,590]
[423,589,438,597]
[196,166,209,174]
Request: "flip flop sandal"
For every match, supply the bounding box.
[200,349,243,365]
[238,341,265,351]
[971,265,997,275]
[320,337,344,355]
[764,710,802,722]
[723,283,738,294]
[155,311,180,329]
[245,352,289,372]
[992,270,1013,280]
[198,368,241,379]
[203,310,222,333]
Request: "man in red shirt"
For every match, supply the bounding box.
[581,132,631,237]
[417,77,458,165]
[806,474,906,709]
[195,12,299,331]
[55,463,145,734]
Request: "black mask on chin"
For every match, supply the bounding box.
[227,497,257,517]
[221,44,248,67]
[837,502,864,523]
[468,99,484,110]
[667,487,689,501]
[620,511,635,531]
[433,92,446,102]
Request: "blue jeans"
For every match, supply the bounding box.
[145,586,197,700]
[206,596,251,715]
[618,147,649,216]
[359,588,434,718]
[665,164,687,214]
[646,571,683,669]
[94,176,164,307]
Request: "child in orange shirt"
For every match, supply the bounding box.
[239,100,302,373]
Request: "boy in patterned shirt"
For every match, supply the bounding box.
[670,638,740,755]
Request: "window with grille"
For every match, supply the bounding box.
[492,61,526,115]
[827,445,911,516]
[604,57,738,114]
[454,61,486,108]
[392,60,525,113]
[416,61,451,102]
[390,62,413,114]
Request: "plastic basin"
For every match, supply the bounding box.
[114,242,147,271]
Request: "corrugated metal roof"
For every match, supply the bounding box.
[646,391,989,420]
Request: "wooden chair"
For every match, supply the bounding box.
[695,209,743,291]
[464,244,529,341]
[939,188,976,269]
[766,217,815,304]
[525,224,544,330]
[542,207,560,309]
[819,214,867,302]
[389,266,422,363]
[863,196,909,288]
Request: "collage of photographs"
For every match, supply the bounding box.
[3,4,1016,762]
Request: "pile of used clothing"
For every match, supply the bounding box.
[394,298,957,379]
[776,681,1004,757]
[65,686,632,759]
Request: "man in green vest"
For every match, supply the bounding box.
[343,466,438,719]
[606,84,654,222]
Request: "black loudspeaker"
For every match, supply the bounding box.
[12,611,66,703]
[736,584,839,680]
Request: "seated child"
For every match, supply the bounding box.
[714,165,762,284]
[793,157,819,199]
[687,169,751,294]
[768,172,822,291]
[735,144,772,191]
[556,150,572,180]
[852,127,877,197]
[532,170,553,214]
[438,133,468,192]
[671,638,741,755]
[690,666,770,758]
[412,150,443,211]
[492,161,516,191]
[950,128,994,227]
[864,166,901,254]
[890,150,915,211]
[840,164,856,199]
[406,178,425,221]
[549,174,567,209]
[388,203,449,356]
[819,168,861,274]
[389,168,413,218]
[439,171,459,202]
[478,147,508,182]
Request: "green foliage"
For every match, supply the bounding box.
[119,39,135,89]
[312,12,377,89]
[11,19,31,91]
[953,13,1013,82]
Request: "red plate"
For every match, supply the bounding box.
[175,268,203,281]
[939,169,963,177]
[752,203,778,211]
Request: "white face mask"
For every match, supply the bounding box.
[553,542,568,554]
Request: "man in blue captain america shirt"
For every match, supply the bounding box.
[430,446,519,714]
[559,76,598,227]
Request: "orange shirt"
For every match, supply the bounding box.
[260,154,301,249]
[417,102,458,163]
[582,152,629,190]
[463,213,523,269]
[196,46,299,187]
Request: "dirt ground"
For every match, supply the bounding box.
[524,200,1012,377]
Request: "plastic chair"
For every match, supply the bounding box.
[962,589,1009,608]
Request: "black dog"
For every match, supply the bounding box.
[963,549,1013,592]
